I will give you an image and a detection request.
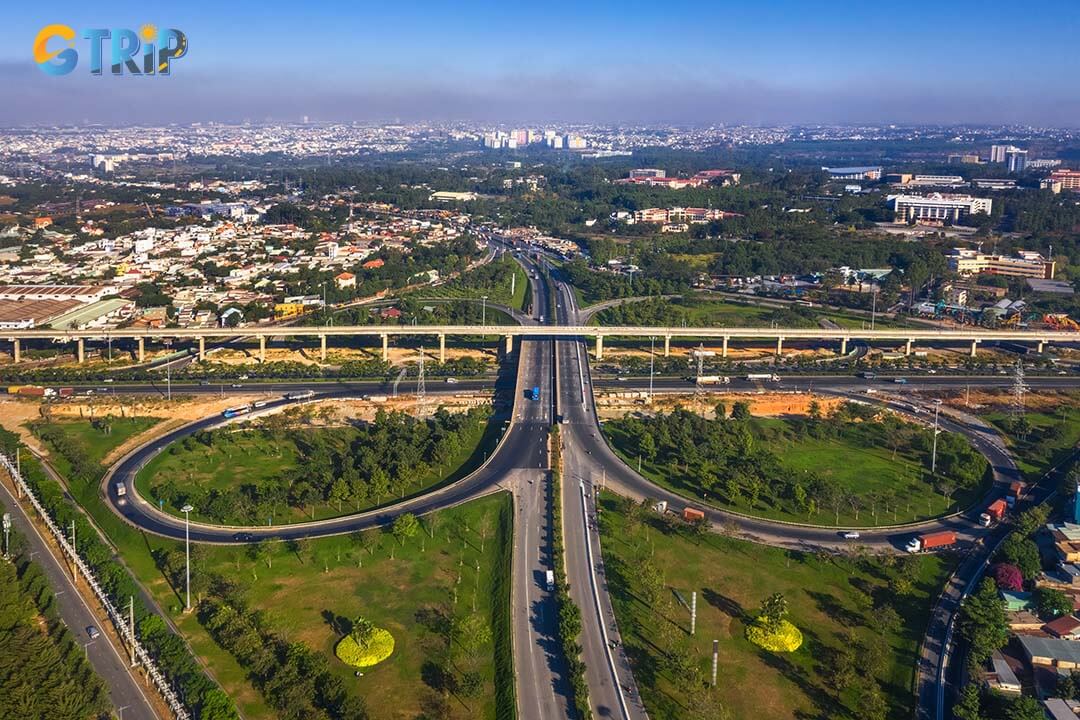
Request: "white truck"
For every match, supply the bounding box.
[114,482,127,497]
[697,375,731,385]
[545,570,555,592]
[746,373,780,382]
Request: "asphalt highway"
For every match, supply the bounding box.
[0,477,159,720]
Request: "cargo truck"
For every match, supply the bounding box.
[905,530,957,553]
[1006,481,1026,508]
[545,570,555,592]
[683,507,706,522]
[114,482,126,497]
[286,390,314,400]
[746,373,780,382]
[530,386,540,401]
[980,499,1007,527]
[696,375,731,385]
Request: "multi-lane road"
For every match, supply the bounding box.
[18,248,1074,719]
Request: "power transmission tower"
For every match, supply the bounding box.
[694,343,706,406]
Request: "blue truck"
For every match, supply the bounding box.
[530,386,540,401]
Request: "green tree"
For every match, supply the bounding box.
[391,513,420,546]
[760,592,788,634]
[1036,587,1073,619]
[958,578,1009,670]
[999,534,1042,579]
[1005,695,1046,720]
[952,684,982,720]
[329,478,351,512]
[350,616,375,650]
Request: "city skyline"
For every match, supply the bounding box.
[4,0,1080,126]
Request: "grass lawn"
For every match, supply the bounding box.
[36,416,164,468]
[983,402,1080,481]
[590,295,910,331]
[604,416,982,526]
[136,413,504,525]
[407,256,530,312]
[598,493,953,719]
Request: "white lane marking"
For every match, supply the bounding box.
[579,482,632,720]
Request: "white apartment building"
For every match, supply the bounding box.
[888,193,992,223]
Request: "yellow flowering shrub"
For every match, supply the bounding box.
[335,628,395,668]
[745,617,803,653]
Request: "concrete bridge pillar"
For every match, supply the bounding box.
[776,336,783,356]
[439,333,446,363]
[663,335,671,357]
[970,339,980,357]
[905,339,913,356]
[320,334,327,362]
[198,336,206,362]
[722,336,729,358]
[12,339,20,364]
[504,334,513,354]
[381,333,389,362]
[258,336,266,363]
[595,334,604,361]
[137,337,144,363]
[77,338,84,364]
[840,337,848,355]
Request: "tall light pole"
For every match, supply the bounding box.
[648,336,655,405]
[871,283,877,331]
[481,295,488,327]
[181,504,193,611]
[931,400,942,475]
[2,512,10,559]
[163,339,172,401]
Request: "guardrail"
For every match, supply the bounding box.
[0,453,190,720]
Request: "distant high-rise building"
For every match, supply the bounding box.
[990,144,1015,163]
[566,135,586,149]
[1006,149,1028,173]
[513,129,528,146]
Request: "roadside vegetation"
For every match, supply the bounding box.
[150,495,514,720]
[599,492,952,719]
[0,426,240,719]
[0,505,110,720]
[604,400,989,526]
[983,402,1080,482]
[136,405,496,525]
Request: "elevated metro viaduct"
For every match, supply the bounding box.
[5,325,1078,363]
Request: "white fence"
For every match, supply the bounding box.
[0,453,191,720]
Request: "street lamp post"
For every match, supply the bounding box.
[648,336,655,404]
[481,295,488,327]
[931,400,942,475]
[181,504,193,611]
[2,512,10,560]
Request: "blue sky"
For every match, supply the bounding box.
[4,0,1080,125]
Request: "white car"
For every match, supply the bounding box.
[842,531,860,540]
[445,377,459,384]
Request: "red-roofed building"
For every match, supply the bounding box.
[335,272,356,289]
[1043,614,1080,640]
[362,258,385,270]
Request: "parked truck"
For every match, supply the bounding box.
[746,373,780,382]
[980,499,1008,527]
[905,530,957,553]
[1006,481,1026,508]
[683,507,706,523]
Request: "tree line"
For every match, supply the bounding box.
[149,406,491,525]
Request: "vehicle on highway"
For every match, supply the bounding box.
[545,569,555,591]
[694,375,730,385]
[103,378,114,383]
[86,626,100,640]
[222,404,253,418]
[114,482,126,497]
[905,531,956,553]
[232,532,255,542]
[980,499,1007,527]
[530,386,540,401]
[285,390,315,400]
[746,373,780,382]
[445,377,459,384]
[231,383,243,388]
[842,531,860,540]
[894,377,908,384]
[253,400,268,408]
[858,371,876,379]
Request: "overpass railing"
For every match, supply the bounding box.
[0,453,191,720]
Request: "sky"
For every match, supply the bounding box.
[4,0,1080,127]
